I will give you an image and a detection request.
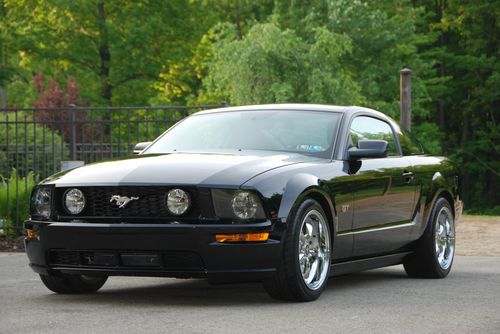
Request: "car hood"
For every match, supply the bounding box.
[42,152,316,187]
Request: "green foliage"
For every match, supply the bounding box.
[412,122,443,155]
[197,22,363,105]
[0,169,37,237]
[412,0,500,211]
[464,206,500,217]
[201,23,305,104]
[2,0,213,105]
[0,0,498,213]
[0,112,69,177]
[326,1,422,112]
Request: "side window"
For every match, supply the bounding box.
[399,129,424,155]
[349,116,399,156]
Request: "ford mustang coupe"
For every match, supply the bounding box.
[25,104,461,301]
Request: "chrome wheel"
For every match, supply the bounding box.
[434,206,455,270]
[298,209,330,290]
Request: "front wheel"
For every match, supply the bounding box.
[40,274,108,294]
[264,198,331,301]
[404,197,455,278]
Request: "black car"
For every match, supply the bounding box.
[25,104,462,301]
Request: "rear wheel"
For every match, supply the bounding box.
[40,274,108,294]
[264,198,331,301]
[404,197,455,278]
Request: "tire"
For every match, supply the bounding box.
[403,197,455,278]
[40,274,108,294]
[264,198,331,302]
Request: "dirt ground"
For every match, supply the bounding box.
[1,215,498,255]
[0,235,24,252]
[456,215,500,256]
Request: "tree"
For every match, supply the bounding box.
[30,73,103,145]
[193,22,362,105]
[412,0,500,211]
[2,0,211,105]
[0,0,34,108]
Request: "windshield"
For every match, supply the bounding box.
[144,110,341,157]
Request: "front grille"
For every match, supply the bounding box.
[55,186,214,221]
[48,250,205,270]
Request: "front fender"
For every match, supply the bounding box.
[277,173,330,220]
[240,159,342,230]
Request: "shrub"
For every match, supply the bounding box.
[0,169,38,237]
[0,112,69,179]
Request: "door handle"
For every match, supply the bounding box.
[402,170,414,183]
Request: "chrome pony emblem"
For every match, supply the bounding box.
[110,195,139,208]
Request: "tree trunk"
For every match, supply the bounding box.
[97,0,112,104]
[235,0,242,39]
[436,0,446,154]
[1,0,7,109]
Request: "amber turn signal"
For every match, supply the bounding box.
[215,232,269,243]
[26,229,39,239]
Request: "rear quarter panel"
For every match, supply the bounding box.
[406,155,459,241]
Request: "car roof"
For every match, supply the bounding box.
[194,103,390,121]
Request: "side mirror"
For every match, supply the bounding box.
[348,140,388,160]
[133,142,152,154]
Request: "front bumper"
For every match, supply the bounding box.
[25,220,282,283]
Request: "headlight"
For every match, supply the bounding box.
[166,188,190,215]
[32,187,51,218]
[231,191,259,219]
[212,189,266,220]
[64,188,86,215]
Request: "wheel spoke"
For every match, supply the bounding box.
[305,219,314,236]
[438,214,446,226]
[305,259,319,285]
[302,257,310,277]
[314,252,326,282]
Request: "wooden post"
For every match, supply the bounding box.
[400,68,412,131]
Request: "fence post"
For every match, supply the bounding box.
[1,85,6,111]
[69,104,77,160]
[400,68,412,131]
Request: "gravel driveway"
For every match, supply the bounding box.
[456,215,500,256]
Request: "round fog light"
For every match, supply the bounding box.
[64,188,86,215]
[166,188,190,215]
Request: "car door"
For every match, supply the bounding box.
[346,116,417,256]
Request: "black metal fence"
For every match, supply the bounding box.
[0,104,225,236]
